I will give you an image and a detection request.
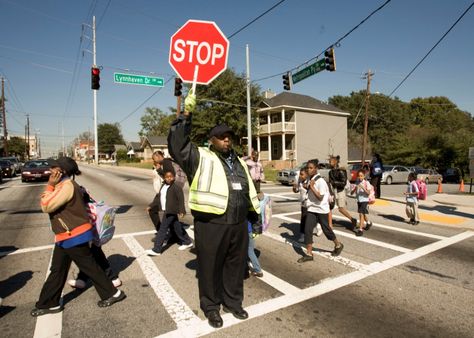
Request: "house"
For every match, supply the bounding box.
[126,141,144,159]
[141,135,168,160]
[256,91,349,170]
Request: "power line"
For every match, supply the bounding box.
[388,1,474,97]
[228,0,288,39]
[253,0,392,82]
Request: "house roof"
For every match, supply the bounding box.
[127,141,143,151]
[145,135,168,146]
[113,144,127,151]
[259,92,348,115]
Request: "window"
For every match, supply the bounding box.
[271,113,281,123]
[284,112,293,122]
[259,115,267,125]
[260,138,268,151]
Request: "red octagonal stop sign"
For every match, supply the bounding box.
[169,20,229,85]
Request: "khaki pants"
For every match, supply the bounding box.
[406,201,419,221]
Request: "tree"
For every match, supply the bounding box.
[98,123,125,156]
[188,68,263,151]
[139,107,175,137]
[8,136,28,159]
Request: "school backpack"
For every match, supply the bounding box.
[364,181,376,205]
[171,160,187,188]
[259,194,272,232]
[416,179,427,200]
[82,187,117,246]
[314,176,336,210]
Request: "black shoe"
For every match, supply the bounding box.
[332,243,344,256]
[365,221,373,231]
[206,310,223,328]
[223,305,248,320]
[413,221,419,225]
[355,229,363,236]
[97,290,126,307]
[297,255,314,263]
[30,306,63,317]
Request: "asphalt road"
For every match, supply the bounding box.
[0,165,473,338]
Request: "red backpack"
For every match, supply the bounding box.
[415,179,427,200]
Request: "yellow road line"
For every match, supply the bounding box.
[419,212,466,225]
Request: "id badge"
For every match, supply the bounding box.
[232,182,242,190]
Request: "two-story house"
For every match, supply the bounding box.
[256,91,349,169]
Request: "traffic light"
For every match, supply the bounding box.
[282,72,292,91]
[324,48,336,72]
[174,77,183,96]
[91,67,100,90]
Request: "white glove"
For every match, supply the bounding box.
[184,89,196,113]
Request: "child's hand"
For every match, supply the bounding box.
[146,206,151,212]
[178,213,185,219]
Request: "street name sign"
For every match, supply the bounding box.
[169,20,229,85]
[292,59,326,84]
[114,73,164,87]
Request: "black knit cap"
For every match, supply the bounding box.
[47,157,81,176]
[209,123,235,138]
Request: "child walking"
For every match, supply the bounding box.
[146,169,193,256]
[405,172,420,225]
[351,169,373,236]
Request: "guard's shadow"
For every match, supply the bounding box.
[0,271,34,299]
[0,246,19,258]
[419,205,474,219]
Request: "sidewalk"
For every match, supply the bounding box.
[370,193,474,230]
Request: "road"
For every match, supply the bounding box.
[0,164,473,337]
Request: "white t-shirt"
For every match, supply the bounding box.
[160,184,170,211]
[306,175,330,214]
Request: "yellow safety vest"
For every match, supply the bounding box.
[189,147,261,215]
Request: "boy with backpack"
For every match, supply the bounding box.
[405,172,420,225]
[146,169,193,256]
[351,169,374,236]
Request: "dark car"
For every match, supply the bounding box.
[442,168,463,184]
[21,160,52,182]
[0,160,15,178]
[0,156,21,174]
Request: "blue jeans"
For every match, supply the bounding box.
[248,234,261,273]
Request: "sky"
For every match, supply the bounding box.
[1,0,473,157]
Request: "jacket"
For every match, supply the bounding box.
[167,114,259,225]
[149,182,186,215]
[329,168,347,192]
[41,179,93,243]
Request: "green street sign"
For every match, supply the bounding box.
[292,59,326,84]
[114,73,164,87]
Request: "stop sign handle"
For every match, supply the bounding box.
[191,65,199,95]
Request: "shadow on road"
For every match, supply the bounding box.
[378,213,406,222]
[0,270,34,299]
[418,205,474,219]
[0,246,19,258]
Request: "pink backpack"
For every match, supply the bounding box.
[364,181,376,204]
[416,179,427,200]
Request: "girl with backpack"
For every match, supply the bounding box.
[351,169,373,236]
[405,172,420,225]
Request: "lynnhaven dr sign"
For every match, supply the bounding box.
[114,73,164,87]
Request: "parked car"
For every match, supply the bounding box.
[0,160,15,178]
[0,156,21,174]
[381,165,411,184]
[442,167,463,184]
[415,169,442,184]
[21,160,52,182]
[348,162,370,182]
[277,162,307,186]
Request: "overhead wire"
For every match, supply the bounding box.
[388,1,474,97]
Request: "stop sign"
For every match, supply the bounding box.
[169,20,229,85]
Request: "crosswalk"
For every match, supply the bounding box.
[1,189,473,338]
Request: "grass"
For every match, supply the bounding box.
[118,161,153,169]
[264,166,278,182]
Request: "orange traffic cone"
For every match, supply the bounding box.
[436,178,443,193]
[459,179,465,192]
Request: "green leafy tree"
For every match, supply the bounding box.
[188,68,263,152]
[8,136,28,158]
[98,123,125,156]
[139,107,175,137]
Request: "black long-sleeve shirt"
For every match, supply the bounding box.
[167,114,257,225]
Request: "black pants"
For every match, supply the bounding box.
[304,211,336,244]
[194,220,248,314]
[77,244,117,282]
[370,176,382,198]
[148,199,161,232]
[252,180,261,194]
[36,243,116,309]
[299,206,307,234]
[153,214,191,252]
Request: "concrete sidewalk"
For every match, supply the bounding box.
[370,193,474,230]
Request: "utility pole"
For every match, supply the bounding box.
[26,114,30,160]
[1,77,7,156]
[92,15,99,165]
[246,44,252,157]
[361,70,374,166]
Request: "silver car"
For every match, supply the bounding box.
[416,169,442,184]
[381,165,411,185]
[277,163,306,186]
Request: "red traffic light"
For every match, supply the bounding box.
[91,67,100,90]
[91,67,100,76]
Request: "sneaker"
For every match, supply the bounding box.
[413,221,420,225]
[297,255,314,263]
[298,234,305,243]
[68,279,86,289]
[315,224,323,237]
[365,221,373,231]
[332,243,344,256]
[178,242,193,251]
[145,249,161,256]
[97,290,126,308]
[251,270,264,277]
[112,278,122,288]
[355,229,363,237]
